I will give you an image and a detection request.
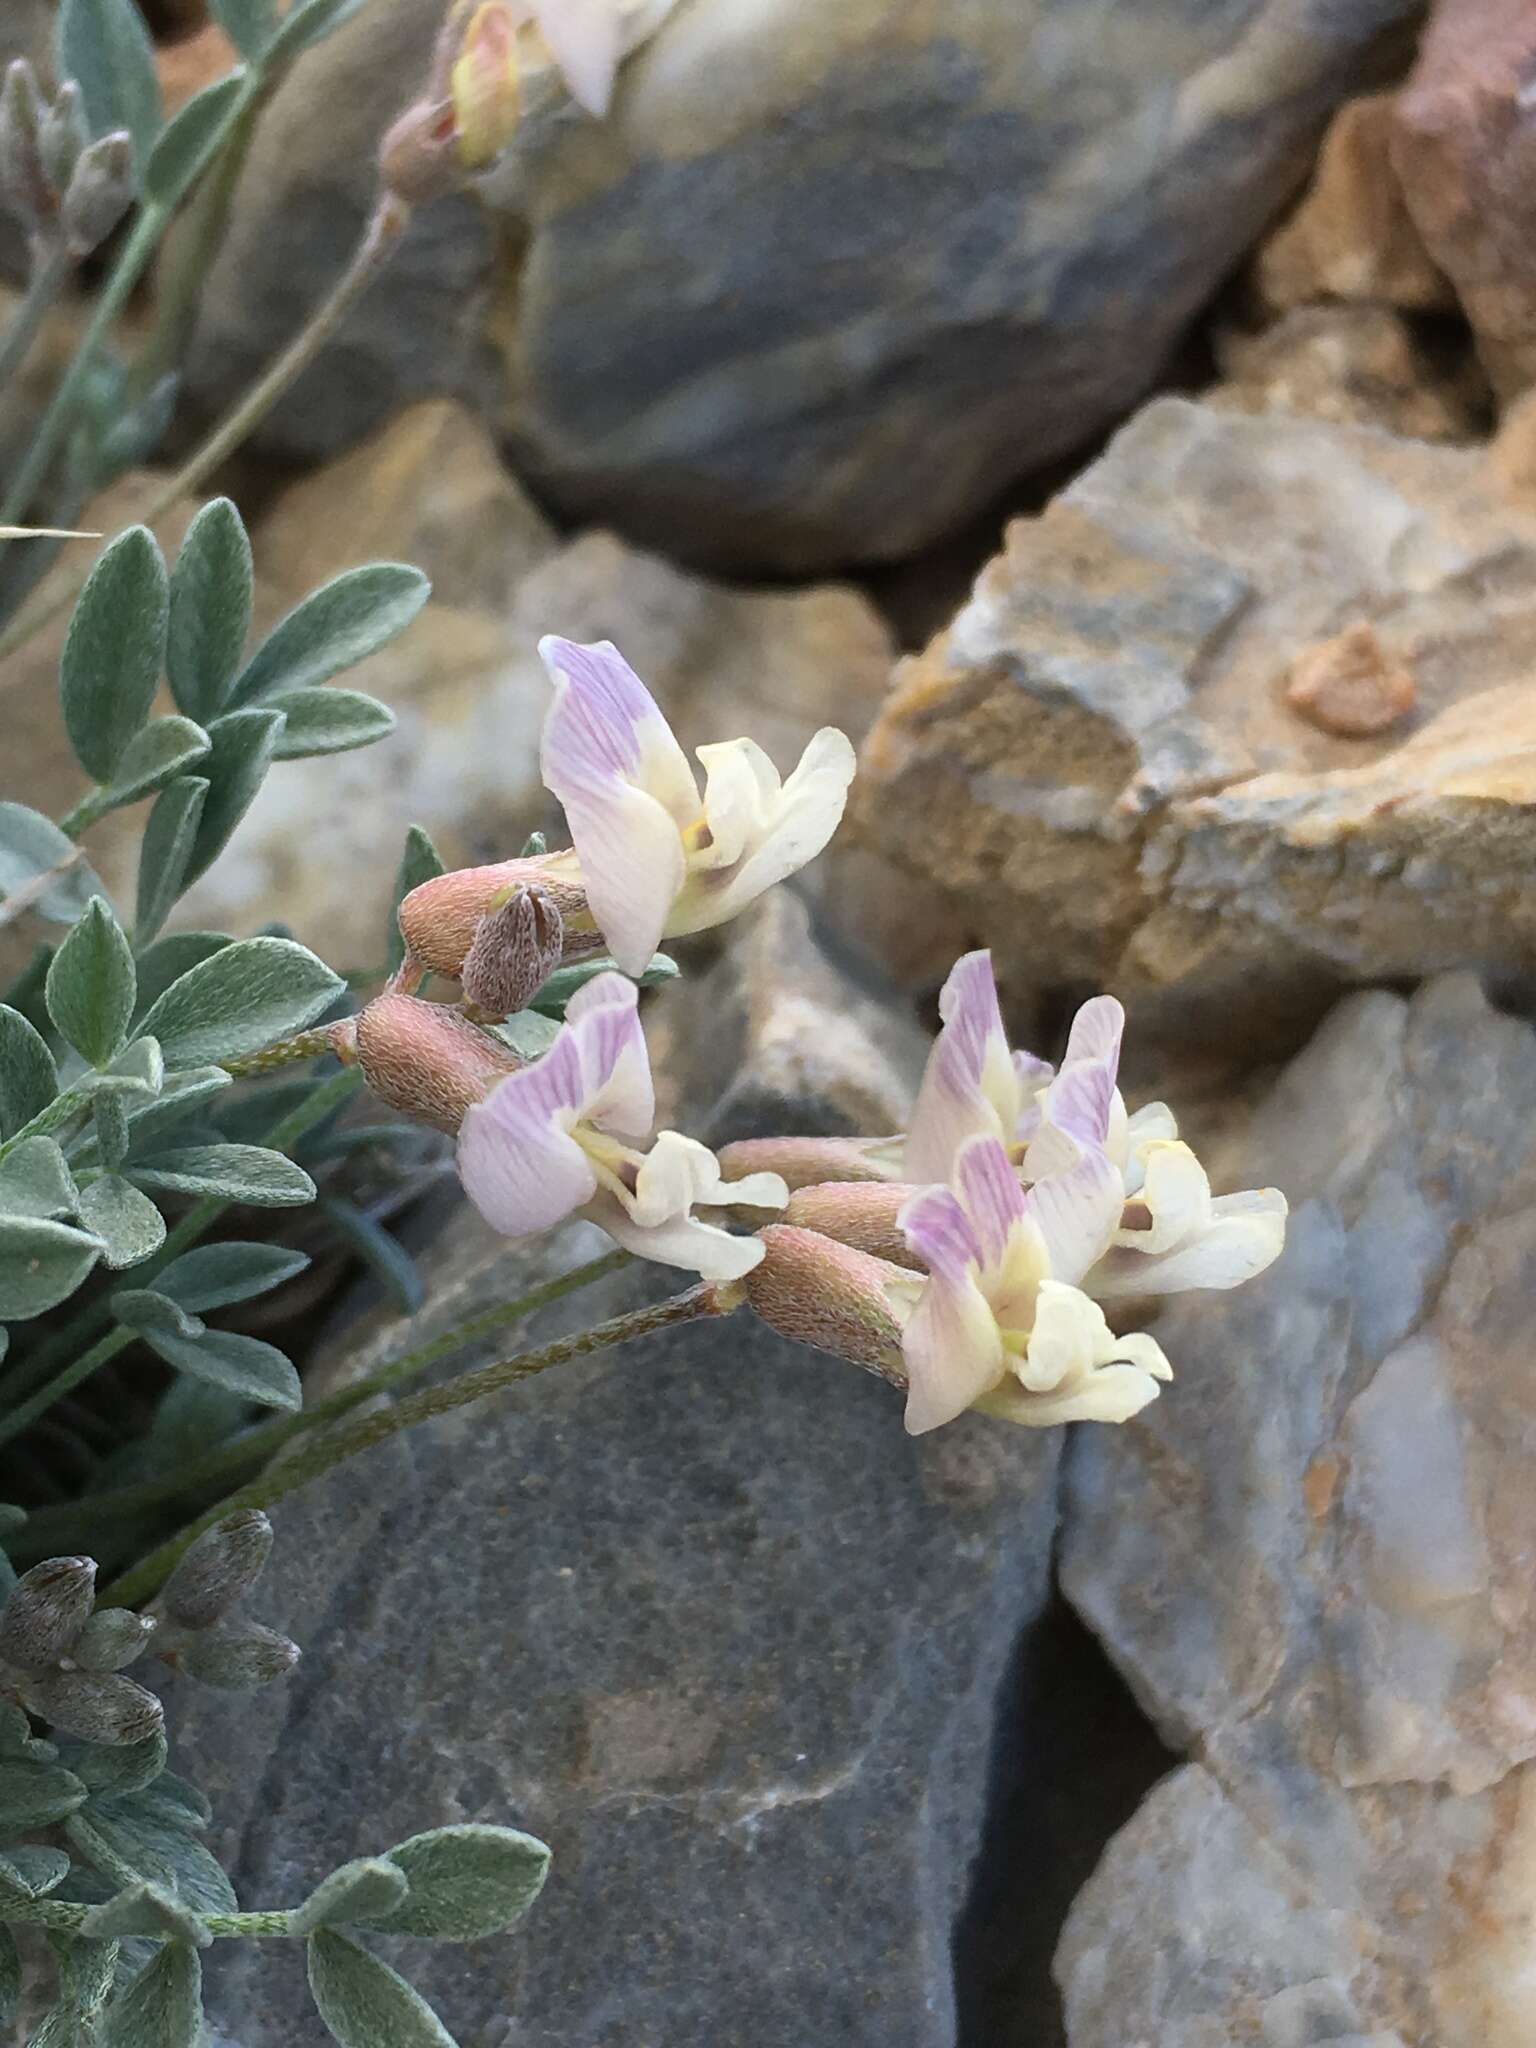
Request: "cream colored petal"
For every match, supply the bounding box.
[1016,1278,1113,1393]
[1115,1139,1212,1255]
[1094,1188,1287,1298]
[588,1189,768,1283]
[695,737,781,870]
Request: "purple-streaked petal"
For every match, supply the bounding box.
[457,1038,595,1238]
[1025,1148,1123,1286]
[539,636,698,974]
[900,1268,1005,1434]
[532,0,624,115]
[1061,995,1124,1080]
[953,1135,1030,1270]
[896,1181,981,1285]
[904,950,1018,1183]
[565,971,654,1139]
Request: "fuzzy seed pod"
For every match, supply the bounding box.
[176,1622,300,1691]
[160,1509,273,1632]
[461,884,564,1018]
[398,858,597,981]
[716,1134,904,1194]
[61,130,135,256]
[353,993,526,1134]
[25,1668,164,1746]
[0,1556,96,1673]
[68,1607,156,1673]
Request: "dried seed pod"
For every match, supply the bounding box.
[160,1509,273,1631]
[0,1556,96,1673]
[461,884,564,1019]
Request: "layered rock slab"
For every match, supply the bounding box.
[1056,973,1536,2047]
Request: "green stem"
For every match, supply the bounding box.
[56,787,111,839]
[0,245,71,396]
[0,1067,363,1411]
[103,1280,724,1607]
[18,1247,630,1554]
[0,1329,123,1454]
[0,205,166,528]
[0,1893,298,1938]
[220,1029,337,1078]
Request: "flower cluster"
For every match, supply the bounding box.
[346,637,852,1286]
[348,636,1284,1436]
[724,951,1287,1434]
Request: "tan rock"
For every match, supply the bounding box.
[857,396,1536,1047]
[1058,974,1536,2048]
[1214,301,1485,443]
[1257,92,1451,314]
[1392,0,1536,403]
[1283,620,1417,737]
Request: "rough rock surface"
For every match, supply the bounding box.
[1056,973,1536,2048]
[1257,92,1449,314]
[1214,302,1484,443]
[857,395,1536,1047]
[1392,0,1536,405]
[176,401,897,964]
[166,938,1063,2046]
[183,0,1420,571]
[180,0,496,462]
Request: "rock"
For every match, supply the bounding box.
[1257,93,1450,314]
[164,944,1062,2046]
[1055,973,1536,2048]
[648,889,930,1140]
[1214,302,1485,442]
[486,0,1424,573]
[857,395,1536,1050]
[179,0,497,464]
[1392,0,1536,405]
[1282,620,1417,737]
[173,402,897,966]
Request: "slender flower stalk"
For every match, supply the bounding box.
[103,1279,727,1607]
[0,192,408,662]
[14,1248,631,1562]
[0,243,69,394]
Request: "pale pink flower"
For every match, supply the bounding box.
[457,972,784,1281]
[538,637,855,977]
[896,1135,1169,1435]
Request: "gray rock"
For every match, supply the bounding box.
[488,0,1422,572]
[1055,973,1536,2047]
[179,0,497,464]
[165,932,1062,2045]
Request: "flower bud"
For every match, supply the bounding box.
[378,96,465,206]
[160,1509,272,1632]
[783,1181,923,1268]
[398,858,594,981]
[24,1668,163,1746]
[61,130,135,257]
[716,1133,905,1194]
[354,993,526,1134]
[450,1,523,167]
[461,884,564,1019]
[176,1622,300,1690]
[67,1607,155,1673]
[38,81,89,197]
[0,60,52,231]
[744,1225,916,1386]
[0,1556,96,1673]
